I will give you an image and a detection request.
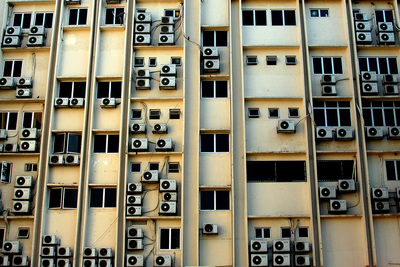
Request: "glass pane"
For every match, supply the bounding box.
[363,108,372,126]
[23,113,33,128]
[200,134,214,152]
[90,188,103,208]
[53,134,65,153]
[255,11,267,26]
[215,191,229,210]
[342,161,355,180]
[358,58,368,72]
[216,134,229,152]
[339,109,351,126]
[202,31,214,46]
[333,58,343,74]
[116,8,124,24]
[63,188,78,208]
[171,229,180,249]
[276,161,306,182]
[160,229,170,249]
[73,82,86,98]
[368,58,378,73]
[8,113,18,130]
[200,191,214,210]
[201,81,214,98]
[323,58,333,74]
[247,161,276,182]
[97,82,110,98]
[271,10,283,26]
[49,188,62,208]
[378,58,388,74]
[384,109,395,126]
[13,61,22,77]
[69,9,78,25]
[107,135,119,153]
[78,9,88,25]
[104,188,116,207]
[326,109,338,126]
[255,228,262,238]
[284,10,296,25]
[13,14,22,27]
[388,58,398,74]
[263,228,271,238]
[34,113,42,129]
[242,10,254,26]
[22,14,31,29]
[386,161,396,180]
[317,161,342,181]
[105,9,115,24]
[93,135,107,153]
[314,109,325,126]
[320,10,329,17]
[3,61,13,77]
[67,134,81,153]
[44,13,53,28]
[281,228,291,238]
[310,10,319,17]
[110,82,122,98]
[385,10,393,22]
[373,109,384,126]
[35,13,44,26]
[59,82,73,98]
[131,163,141,172]
[216,81,228,98]
[215,31,227,47]
[375,10,384,22]
[313,58,322,74]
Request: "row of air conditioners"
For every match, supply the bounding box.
[27,26,46,47]
[251,240,311,254]
[131,123,168,134]
[356,31,395,45]
[135,33,176,46]
[251,254,311,267]
[41,246,72,257]
[315,126,353,141]
[203,47,220,73]
[355,21,395,33]
[54,97,85,108]
[134,12,151,45]
[131,138,175,152]
[320,75,338,96]
[0,77,33,89]
[365,126,400,139]
[82,247,113,258]
[41,259,72,267]
[2,26,46,47]
[135,64,177,90]
[0,255,30,267]
[360,72,399,95]
[371,187,400,200]
[126,227,144,252]
[49,154,80,166]
[159,16,175,45]
[0,141,38,153]
[319,181,358,199]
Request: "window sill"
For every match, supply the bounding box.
[62,25,91,32]
[100,25,125,31]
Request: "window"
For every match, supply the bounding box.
[271,10,296,26]
[22,112,42,129]
[0,229,4,249]
[317,160,355,181]
[68,9,88,26]
[0,112,18,130]
[375,10,393,23]
[134,57,145,67]
[0,162,12,184]
[34,13,53,28]
[164,9,180,18]
[3,60,22,77]
[313,101,351,126]
[202,31,228,47]
[24,163,38,172]
[242,10,267,26]
[171,57,182,66]
[362,101,400,126]
[200,190,230,210]
[53,133,82,153]
[105,8,124,25]
[160,228,180,250]
[201,80,228,98]
[289,108,300,118]
[169,109,180,119]
[298,227,309,238]
[286,55,296,65]
[268,108,279,118]
[312,57,343,74]
[13,13,32,29]
[59,82,86,98]
[246,56,258,65]
[168,162,179,173]
[149,162,159,171]
[200,133,229,152]
[248,108,260,118]
[131,109,142,119]
[89,188,117,208]
[255,228,271,239]
[310,9,329,17]
[266,56,277,65]
[247,161,307,182]
[281,227,291,238]
[17,228,30,239]
[386,160,400,181]
[97,81,121,99]
[48,187,78,209]
[149,58,157,67]
[358,57,398,75]
[130,162,141,173]
[149,109,160,120]
[93,134,119,153]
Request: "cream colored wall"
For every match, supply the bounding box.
[374,218,400,266]
[58,31,90,76]
[201,0,229,26]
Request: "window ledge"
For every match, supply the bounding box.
[100,25,125,31]
[62,25,91,32]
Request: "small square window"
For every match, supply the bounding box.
[149,58,157,67]
[255,227,271,239]
[171,57,182,66]
[168,162,179,173]
[246,56,258,65]
[281,227,291,238]
[17,228,30,239]
[149,109,161,120]
[288,108,300,118]
[298,227,309,238]
[266,56,277,65]
[132,109,142,120]
[134,57,145,67]
[269,108,280,118]
[248,108,260,118]
[24,163,38,172]
[131,163,141,173]
[169,109,180,119]
[286,55,296,65]
[149,163,159,171]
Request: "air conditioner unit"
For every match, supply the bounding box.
[127,227,144,238]
[5,26,22,36]
[136,78,151,90]
[135,34,151,45]
[0,77,15,89]
[0,129,7,140]
[277,120,296,133]
[126,254,144,267]
[356,32,372,44]
[83,247,97,257]
[383,84,399,95]
[354,13,368,21]
[152,124,168,135]
[57,259,71,267]
[159,76,176,90]
[16,77,33,88]
[295,255,311,266]
[135,12,152,23]
[159,179,177,192]
[155,138,174,151]
[131,138,148,151]
[136,69,151,78]
[204,59,220,72]
[378,22,394,32]
[373,201,390,213]
[12,201,31,214]
[162,192,177,202]
[154,255,172,267]
[15,176,34,188]
[65,154,80,165]
[273,240,290,253]
[49,154,64,166]
[126,206,142,216]
[316,126,334,140]
[329,199,347,214]
[273,254,291,266]
[65,0,81,5]
[69,97,84,108]
[319,186,337,199]
[360,71,377,82]
[355,21,371,31]
[2,241,21,254]
[320,75,336,85]
[16,88,32,98]
[13,188,32,200]
[161,64,177,76]
[127,239,143,250]
[100,97,116,108]
[41,259,55,267]
[82,259,96,266]
[127,195,142,206]
[43,235,59,246]
[135,23,151,33]
[0,255,10,266]
[98,248,113,258]
[19,140,38,152]
[98,259,112,267]
[20,128,38,140]
[12,256,29,267]
[250,240,268,253]
[2,36,21,47]
[29,26,45,35]
[378,32,395,44]
[161,16,174,25]
[160,25,174,34]
[361,82,378,95]
[141,170,159,183]
[57,246,72,257]
[294,241,311,252]
[203,47,219,58]
[371,187,389,200]
[131,123,146,134]
[336,127,353,140]
[3,143,18,152]
[388,126,400,139]
[127,183,143,194]
[250,254,268,267]
[203,223,218,235]
[1,161,11,183]
[159,201,177,215]
[321,85,337,96]
[338,179,356,193]
[27,35,45,47]
[55,97,69,108]
[365,126,384,139]
[41,246,56,257]
[382,74,398,84]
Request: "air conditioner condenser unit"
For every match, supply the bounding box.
[155,138,174,151]
[16,88,32,98]
[365,126,384,140]
[328,199,347,214]
[250,254,268,267]
[131,138,148,152]
[159,77,176,90]
[27,35,45,47]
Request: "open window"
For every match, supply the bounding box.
[53,133,82,154]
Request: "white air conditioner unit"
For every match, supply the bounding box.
[294,241,311,252]
[355,21,371,31]
[41,259,55,267]
[127,239,143,250]
[295,255,311,266]
[321,85,337,96]
[373,201,390,213]
[0,129,7,140]
[383,84,399,95]
[153,123,168,134]
[0,255,10,266]
[20,128,39,140]
[382,74,398,84]
[100,97,116,108]
[160,25,174,34]
[3,143,18,153]
[15,176,34,188]
[320,75,336,85]
[65,0,81,5]
[49,154,64,166]
[159,201,177,215]
[154,255,172,267]
[356,32,372,44]
[1,161,12,183]
[69,98,84,108]
[27,35,45,47]
[55,97,69,108]
[57,259,71,267]
[19,140,38,152]
[365,126,384,139]
[2,36,21,47]
[204,59,220,72]
[378,22,394,32]
[361,82,378,95]
[277,120,296,133]
[361,71,377,82]
[131,138,148,151]
[16,77,33,88]
[203,223,218,235]
[82,259,96,266]
[126,254,144,267]
[338,179,356,193]
[273,240,290,252]
[141,170,159,183]
[203,47,219,58]
[136,69,151,78]
[41,246,56,257]
[135,34,151,45]
[131,123,146,134]
[135,23,151,33]
[378,32,395,44]
[136,78,151,90]
[371,187,389,200]
[127,183,143,194]
[159,76,176,90]
[388,126,400,139]
[159,179,177,192]
[161,64,177,76]
[12,255,29,267]
[155,138,174,151]
[12,201,31,214]
[319,186,337,199]
[329,199,347,214]
[5,26,22,36]
[127,195,142,206]
[316,126,334,140]
[336,127,353,140]
[57,246,72,257]
[13,188,32,200]
[16,88,32,98]
[250,254,268,267]
[354,13,368,21]
[250,240,268,253]
[2,241,21,254]
[83,247,97,257]
[43,235,59,246]
[127,227,144,238]
[65,154,80,165]
[98,259,112,267]
[98,248,113,258]
[161,16,174,25]
[135,12,152,23]
[126,206,142,216]
[162,192,177,202]
[29,26,45,35]
[273,254,291,266]
[0,77,15,89]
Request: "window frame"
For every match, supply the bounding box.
[48,187,78,209]
[0,228,5,250]
[297,227,309,238]
[310,9,329,18]
[386,160,400,181]
[17,228,30,239]
[164,9,180,19]
[255,227,271,239]
[200,190,230,211]
[159,228,181,250]
[268,108,280,118]
[200,80,229,98]
[200,133,230,153]
[34,12,53,28]
[358,57,398,75]
[134,57,145,67]
[93,134,120,154]
[313,101,352,127]
[171,57,182,66]
[97,81,122,99]
[281,227,291,239]
[362,101,400,127]
[24,163,38,172]
[89,187,117,208]
[0,112,18,130]
[288,108,300,118]
[202,30,228,47]
[68,8,88,26]
[59,81,86,98]
[316,160,356,181]
[105,7,125,25]
[149,58,157,67]
[375,10,394,23]
[12,13,32,29]
[242,9,268,26]
[131,109,142,120]
[248,108,260,118]
[53,132,82,154]
[247,160,307,182]
[271,9,296,26]
[168,162,180,173]
[22,111,42,129]
[312,57,343,75]
[169,109,181,119]
[149,109,161,120]
[130,162,141,173]
[3,60,23,77]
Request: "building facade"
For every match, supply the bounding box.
[0,0,400,266]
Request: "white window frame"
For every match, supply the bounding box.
[97,81,121,99]
[202,30,228,47]
[93,134,119,154]
[17,228,30,239]
[12,13,33,29]
[255,227,271,239]
[362,101,400,126]
[281,227,291,239]
[149,57,157,67]
[34,12,53,28]
[288,108,300,118]
[312,57,343,74]
[242,10,268,26]
[200,133,230,153]
[159,228,180,250]
[53,132,81,154]
[3,60,23,77]
[358,57,398,75]
[200,190,230,211]
[313,101,351,127]
[48,187,78,209]
[386,160,400,181]
[22,111,42,129]
[268,108,280,118]
[248,108,260,118]
[68,8,88,26]
[164,9,180,19]
[59,81,86,98]
[0,112,18,130]
[271,10,297,26]
[89,187,117,208]
[310,9,329,18]
[105,7,125,25]
[375,10,393,22]
[200,80,229,98]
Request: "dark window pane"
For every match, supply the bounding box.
[115,8,124,24]
[78,9,88,25]
[385,10,393,22]
[23,113,33,128]
[384,109,395,126]
[255,11,267,26]
[171,229,180,249]
[67,134,81,153]
[132,110,142,119]
[216,31,227,46]
[90,188,103,208]
[35,13,44,25]
[216,81,228,98]
[13,14,22,27]
[368,58,378,73]
[149,163,159,170]
[317,161,342,181]
[326,109,338,126]
[242,10,254,26]
[284,10,296,25]
[314,109,325,126]
[3,61,13,77]
[358,58,368,72]
[263,228,271,238]
[339,109,351,126]
[54,134,65,153]
[320,10,329,17]
[105,9,115,24]
[271,10,283,26]
[34,113,42,129]
[375,11,384,22]
[247,161,276,182]
[200,191,214,210]
[378,58,389,74]
[110,82,122,98]
[69,9,78,25]
[342,161,355,180]
[49,188,62,208]
[201,81,214,98]
[160,229,170,249]
[216,191,229,210]
[255,228,262,238]
[63,188,78,208]
[0,229,4,249]
[73,82,86,98]
[363,108,372,126]
[44,13,53,28]
[333,58,343,74]
[201,134,214,152]
[396,109,400,125]
[216,134,229,152]
[323,58,333,74]
[8,113,17,130]
[97,82,110,98]
[276,161,306,182]
[131,163,141,172]
[388,58,398,74]
[386,161,396,180]
[104,188,116,207]
[107,135,119,153]
[93,135,107,153]
[203,31,214,46]
[313,58,322,74]
[13,61,22,77]
[22,14,31,29]
[298,228,309,238]
[59,82,73,97]
[281,228,291,238]
[373,109,384,126]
